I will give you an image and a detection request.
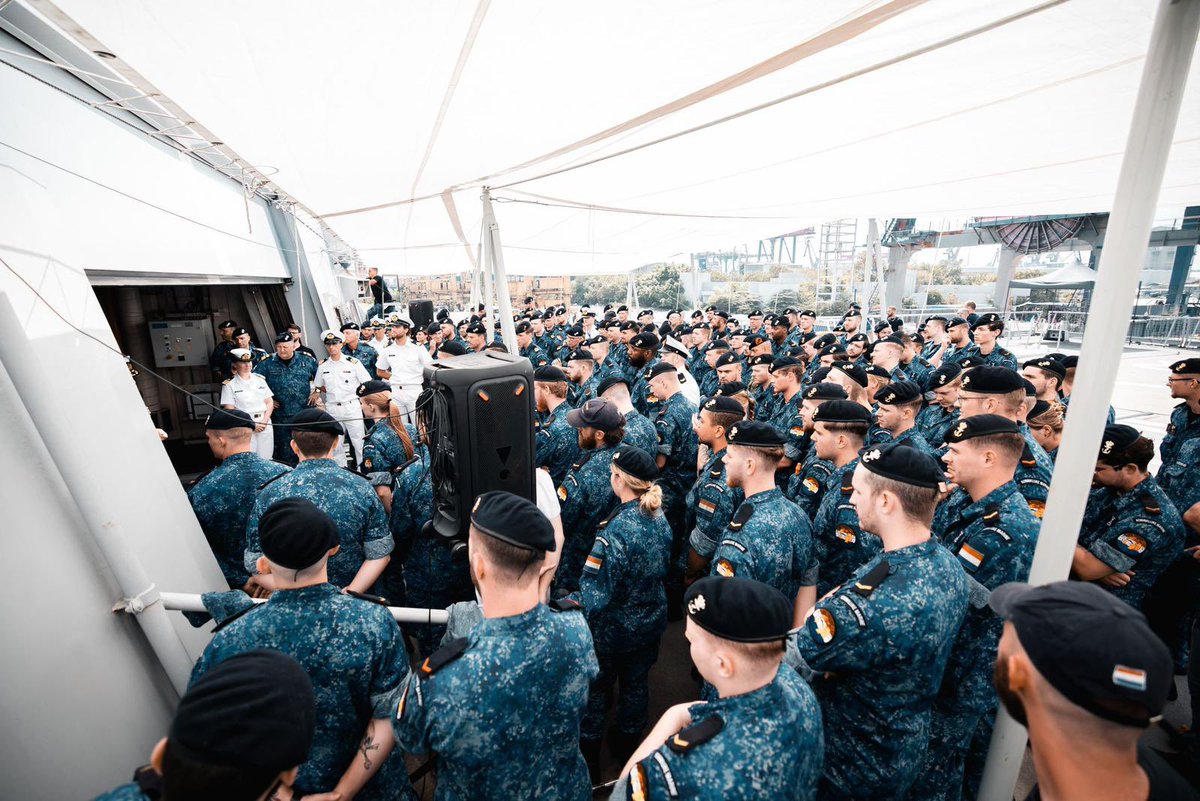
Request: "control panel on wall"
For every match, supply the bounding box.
[148,319,215,368]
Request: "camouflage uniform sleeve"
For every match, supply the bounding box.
[793,462,832,519]
[390,671,434,755]
[953,525,1025,608]
[628,749,682,801]
[688,480,736,558]
[1087,517,1168,575]
[796,590,881,673]
[243,491,268,575]
[654,413,676,457]
[580,531,622,618]
[370,610,412,719]
[710,535,753,579]
[783,413,806,462]
[535,426,554,468]
[362,490,394,560]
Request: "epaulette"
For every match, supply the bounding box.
[982,503,1002,525]
[345,589,391,606]
[571,449,598,471]
[347,356,361,364]
[840,474,854,495]
[548,596,582,612]
[258,470,290,491]
[1140,492,1162,515]
[184,467,216,491]
[1020,444,1036,468]
[596,505,622,531]
[133,765,163,798]
[851,560,891,597]
[666,715,725,754]
[392,456,420,475]
[709,465,723,478]
[211,601,260,633]
[221,378,231,385]
[728,502,754,531]
[419,637,469,679]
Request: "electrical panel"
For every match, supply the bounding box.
[148,319,214,368]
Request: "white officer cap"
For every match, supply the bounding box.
[393,315,414,328]
[229,348,253,362]
[663,337,689,358]
[320,329,344,345]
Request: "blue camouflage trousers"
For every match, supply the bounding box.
[582,639,661,742]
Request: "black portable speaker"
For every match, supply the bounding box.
[408,300,435,331]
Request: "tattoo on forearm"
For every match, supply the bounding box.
[360,720,380,771]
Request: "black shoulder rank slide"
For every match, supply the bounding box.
[257,471,289,491]
[1020,444,1036,468]
[709,467,723,478]
[549,596,582,612]
[667,715,724,754]
[211,602,260,633]
[345,589,391,606]
[572,450,598,471]
[982,504,1002,524]
[420,637,468,679]
[852,560,891,597]
[841,478,853,495]
[392,456,419,475]
[728,502,754,531]
[1141,493,1162,515]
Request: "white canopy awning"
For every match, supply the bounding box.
[33,0,1200,275]
[1009,261,1099,289]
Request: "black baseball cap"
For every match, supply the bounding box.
[990,581,1172,728]
[565,398,624,432]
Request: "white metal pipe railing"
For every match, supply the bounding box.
[156,592,450,625]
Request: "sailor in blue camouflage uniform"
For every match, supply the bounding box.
[245,408,393,593]
[92,649,317,801]
[793,442,970,801]
[194,499,413,801]
[555,324,586,364]
[939,318,979,367]
[785,383,848,514]
[956,366,1054,518]
[767,357,807,456]
[747,353,777,420]
[970,313,1018,370]
[685,396,746,581]
[918,363,962,448]
[356,380,418,474]
[1075,424,1184,611]
[648,363,699,546]
[565,348,601,406]
[911,415,1040,801]
[628,331,662,415]
[535,365,582,486]
[340,321,379,378]
[186,409,290,591]
[809,401,879,596]
[599,375,659,454]
[710,421,816,612]
[254,330,319,464]
[618,576,823,801]
[557,398,627,591]
[872,380,936,456]
[517,320,551,367]
[389,492,599,801]
[578,446,674,765]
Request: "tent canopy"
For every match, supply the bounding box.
[1009,261,1099,290]
[31,0,1200,274]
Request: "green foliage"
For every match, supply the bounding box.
[570,263,687,309]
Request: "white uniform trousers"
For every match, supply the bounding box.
[250,411,273,459]
[327,399,365,467]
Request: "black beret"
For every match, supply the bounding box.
[515,321,531,334]
[534,365,568,382]
[638,309,654,318]
[1099,424,1142,464]
[946,317,969,328]
[958,356,984,370]
[566,326,584,337]
[611,444,658,481]
[745,334,767,347]
[339,322,360,332]
[471,491,555,552]
[425,323,440,335]
[465,322,487,335]
[629,332,661,350]
[259,498,340,569]
[864,364,891,379]
[832,362,868,388]
[770,315,789,328]
[439,340,469,356]
[1028,399,1056,419]
[715,352,741,368]
[647,362,678,379]
[818,345,846,359]
[929,363,963,387]
[706,339,730,352]
[726,420,784,448]
[595,375,631,396]
[291,407,345,437]
[171,649,315,772]
[217,319,237,329]
[232,327,250,338]
[714,310,730,320]
[812,399,873,425]
[564,349,594,363]
[813,333,837,348]
[716,381,747,396]
[1061,355,1078,369]
[556,306,567,314]
[205,408,256,431]
[860,441,945,488]
[356,379,392,397]
[844,309,862,319]
[875,380,922,405]
[926,315,948,324]
[944,414,1021,443]
[1170,358,1200,375]
[685,576,791,642]
[808,366,832,384]
[878,334,905,347]
[274,332,295,343]
[802,382,848,401]
[782,307,798,315]
[1022,378,1037,397]
[748,309,763,317]
[800,309,817,318]
[959,366,1024,395]
[798,331,818,344]
[617,305,629,312]
[585,336,606,347]
[566,398,624,432]
[846,333,869,344]
[1024,357,1066,380]
[700,395,746,416]
[746,353,772,367]
[874,320,892,334]
[769,356,802,372]
[973,312,1004,328]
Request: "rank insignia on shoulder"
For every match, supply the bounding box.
[667,715,724,753]
[728,503,754,531]
[1020,445,1036,467]
[983,504,1001,524]
[419,637,468,679]
[257,471,289,491]
[840,480,853,496]
[715,558,736,577]
[709,468,722,478]
[852,560,891,596]
[345,589,390,606]
[221,378,231,384]
[1140,494,1162,515]
[549,596,583,612]
[813,607,836,643]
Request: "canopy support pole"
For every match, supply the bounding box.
[978,1,1200,799]
[481,188,517,352]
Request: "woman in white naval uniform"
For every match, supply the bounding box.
[311,329,372,467]
[219,348,274,457]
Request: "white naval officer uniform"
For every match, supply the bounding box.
[376,327,432,424]
[219,356,275,458]
[314,334,372,466]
